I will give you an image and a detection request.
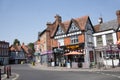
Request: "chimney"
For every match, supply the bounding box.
[22,43,25,46]
[116,10,120,26]
[98,17,103,24]
[54,14,62,23]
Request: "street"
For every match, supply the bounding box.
[11,64,120,80]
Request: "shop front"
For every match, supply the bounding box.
[64,51,84,68]
[95,45,120,68]
[40,50,53,66]
[64,43,85,68]
[53,47,65,67]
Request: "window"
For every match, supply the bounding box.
[89,51,94,62]
[58,39,64,46]
[69,23,79,32]
[70,36,78,44]
[106,33,113,44]
[105,51,119,59]
[96,35,103,46]
[87,30,93,43]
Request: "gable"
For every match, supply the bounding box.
[117,25,120,31]
[86,19,94,33]
[55,25,65,36]
[68,22,80,33]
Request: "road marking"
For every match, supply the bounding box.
[95,72,120,79]
[1,74,7,80]
[1,73,19,80]
[12,73,19,80]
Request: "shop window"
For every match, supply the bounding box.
[105,51,119,59]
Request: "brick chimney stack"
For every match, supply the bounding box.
[116,10,120,26]
[54,14,62,24]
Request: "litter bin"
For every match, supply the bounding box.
[67,62,70,68]
[51,62,55,67]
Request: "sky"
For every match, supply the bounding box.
[0,0,120,45]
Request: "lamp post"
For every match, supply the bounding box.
[109,43,115,68]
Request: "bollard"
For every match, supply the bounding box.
[6,66,9,79]
[0,69,1,80]
[4,65,6,74]
[9,66,11,76]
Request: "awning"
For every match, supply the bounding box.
[64,51,84,56]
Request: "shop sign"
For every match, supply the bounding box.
[66,45,79,49]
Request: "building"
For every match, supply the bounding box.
[0,41,9,65]
[36,29,53,66]
[21,43,34,63]
[93,10,120,67]
[34,39,41,63]
[37,15,95,68]
[9,44,27,64]
[37,10,120,68]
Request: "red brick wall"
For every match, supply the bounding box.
[46,31,52,50]
[117,32,120,40]
[64,37,71,45]
[51,34,85,47]
[51,39,58,47]
[78,34,85,43]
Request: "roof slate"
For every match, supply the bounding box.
[94,19,118,32]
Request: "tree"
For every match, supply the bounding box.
[13,39,20,46]
[27,43,35,52]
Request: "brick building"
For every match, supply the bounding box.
[0,41,9,65]
[38,15,95,68]
[9,43,33,64]
[37,10,120,68]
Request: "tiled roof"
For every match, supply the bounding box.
[22,45,34,56]
[10,45,21,51]
[74,16,88,30]
[94,19,118,32]
[50,15,89,37]
[10,45,33,56]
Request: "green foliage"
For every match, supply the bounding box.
[27,43,35,52]
[13,39,20,46]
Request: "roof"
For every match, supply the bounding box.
[94,19,118,32]
[10,45,22,52]
[50,16,89,37]
[9,44,34,56]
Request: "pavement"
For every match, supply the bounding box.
[1,66,19,80]
[29,63,120,72]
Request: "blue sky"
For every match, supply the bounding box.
[0,0,120,45]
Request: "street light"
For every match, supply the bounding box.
[109,43,115,68]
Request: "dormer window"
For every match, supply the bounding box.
[69,23,79,32]
[56,26,64,35]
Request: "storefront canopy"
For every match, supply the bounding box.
[64,51,83,56]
